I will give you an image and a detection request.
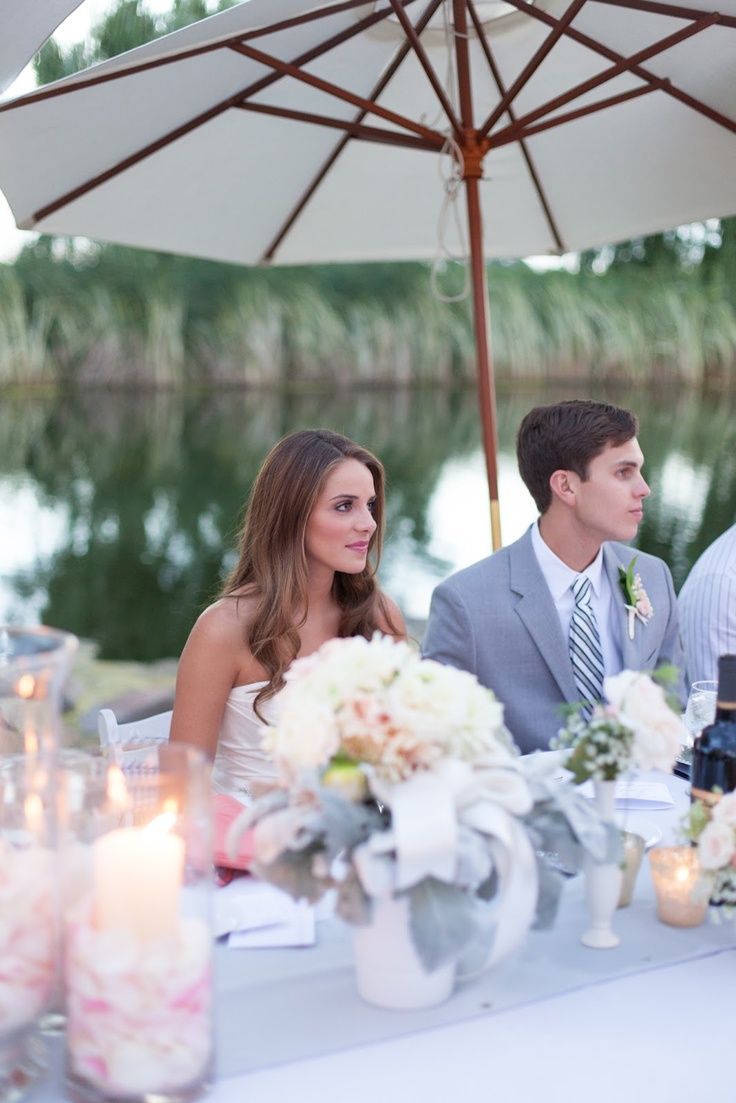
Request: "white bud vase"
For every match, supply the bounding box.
[581,779,623,950]
[352,894,455,1009]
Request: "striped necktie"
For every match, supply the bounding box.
[569,575,605,715]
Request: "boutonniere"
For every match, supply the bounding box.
[618,556,653,640]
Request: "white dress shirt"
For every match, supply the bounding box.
[531,521,624,679]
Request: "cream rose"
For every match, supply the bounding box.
[604,671,682,773]
[698,820,736,870]
[712,791,736,827]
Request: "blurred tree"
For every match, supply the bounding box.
[579,218,732,276]
[33,0,236,85]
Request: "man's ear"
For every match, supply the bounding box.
[549,469,578,506]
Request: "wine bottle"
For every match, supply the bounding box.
[691,654,736,807]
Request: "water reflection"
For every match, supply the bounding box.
[1,385,735,660]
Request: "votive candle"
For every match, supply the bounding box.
[649,845,708,927]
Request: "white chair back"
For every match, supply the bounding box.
[97,708,173,762]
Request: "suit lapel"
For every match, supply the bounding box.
[509,530,578,703]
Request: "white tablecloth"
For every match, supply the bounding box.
[37,773,735,1103]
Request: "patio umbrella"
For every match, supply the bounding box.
[0,0,85,94]
[1,0,735,549]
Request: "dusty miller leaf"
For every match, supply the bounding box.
[407,878,482,972]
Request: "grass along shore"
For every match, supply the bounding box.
[3,248,736,391]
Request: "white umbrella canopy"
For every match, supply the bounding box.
[1,0,735,545]
[0,0,86,93]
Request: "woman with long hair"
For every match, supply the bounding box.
[170,428,406,804]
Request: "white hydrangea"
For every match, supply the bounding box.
[262,633,508,784]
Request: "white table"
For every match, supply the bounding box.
[37,774,735,1103]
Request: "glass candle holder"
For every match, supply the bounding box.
[62,743,214,1103]
[617,830,646,908]
[649,845,709,928]
[0,755,57,1101]
[0,625,78,755]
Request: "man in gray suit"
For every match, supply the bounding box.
[423,400,685,754]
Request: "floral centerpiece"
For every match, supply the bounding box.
[683,792,736,911]
[553,669,684,784]
[227,633,612,1007]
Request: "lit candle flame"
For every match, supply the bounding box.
[17,674,35,699]
[24,793,43,834]
[145,799,179,836]
[106,765,129,809]
[17,674,39,753]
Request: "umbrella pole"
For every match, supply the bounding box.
[465,174,502,551]
[452,0,501,550]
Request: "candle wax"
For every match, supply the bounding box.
[94,826,185,942]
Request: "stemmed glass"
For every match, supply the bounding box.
[682,680,718,761]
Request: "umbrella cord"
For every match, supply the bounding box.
[431,133,471,303]
[429,2,471,304]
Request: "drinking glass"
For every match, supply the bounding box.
[683,680,718,758]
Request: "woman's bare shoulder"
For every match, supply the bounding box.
[376,593,407,640]
[187,594,257,649]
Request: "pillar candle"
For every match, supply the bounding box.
[94,817,185,942]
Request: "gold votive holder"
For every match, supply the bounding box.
[617,830,646,908]
[649,845,709,928]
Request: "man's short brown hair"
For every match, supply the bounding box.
[516,399,639,514]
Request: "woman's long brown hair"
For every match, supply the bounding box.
[222,428,399,717]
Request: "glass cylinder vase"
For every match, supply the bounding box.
[0,755,57,1101]
[62,743,214,1103]
[0,626,78,756]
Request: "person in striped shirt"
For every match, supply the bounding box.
[678,523,736,684]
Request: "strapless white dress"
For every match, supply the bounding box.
[210,681,279,806]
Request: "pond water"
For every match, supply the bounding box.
[1,382,735,660]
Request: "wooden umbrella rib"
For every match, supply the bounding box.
[230,40,441,144]
[503,0,736,137]
[262,0,444,261]
[0,38,225,115]
[31,97,241,224]
[235,100,443,151]
[387,0,463,135]
[494,83,658,145]
[230,0,423,103]
[466,0,565,252]
[0,0,414,116]
[27,0,428,225]
[491,13,718,144]
[480,0,590,138]
[238,0,414,42]
[592,0,736,31]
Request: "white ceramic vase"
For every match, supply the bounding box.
[352,894,455,1010]
[581,779,623,950]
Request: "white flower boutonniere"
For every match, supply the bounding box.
[618,557,653,640]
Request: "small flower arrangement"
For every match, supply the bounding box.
[683,792,736,910]
[228,634,612,973]
[618,557,653,640]
[553,669,683,784]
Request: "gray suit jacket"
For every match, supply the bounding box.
[422,527,685,755]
